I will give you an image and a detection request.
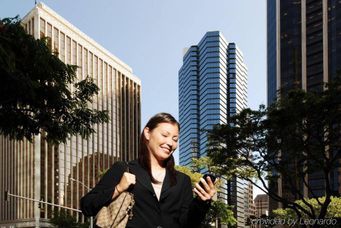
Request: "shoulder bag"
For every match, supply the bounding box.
[96,162,135,228]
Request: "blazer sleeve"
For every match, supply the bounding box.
[80,161,126,216]
[180,175,211,228]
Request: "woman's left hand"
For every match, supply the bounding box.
[193,176,217,201]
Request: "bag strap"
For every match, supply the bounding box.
[110,161,131,228]
[124,161,134,193]
[110,192,130,228]
[124,161,130,173]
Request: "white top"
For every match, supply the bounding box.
[151,169,166,200]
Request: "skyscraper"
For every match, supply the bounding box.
[268,0,341,104]
[0,3,141,227]
[267,0,341,211]
[178,31,251,227]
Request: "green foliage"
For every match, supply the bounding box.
[0,17,109,144]
[175,165,203,186]
[206,106,266,179]
[203,200,237,227]
[192,157,223,176]
[273,207,298,221]
[49,210,89,228]
[206,79,341,219]
[175,165,236,227]
[273,197,341,220]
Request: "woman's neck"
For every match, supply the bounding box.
[150,156,165,172]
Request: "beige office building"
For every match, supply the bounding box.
[0,3,141,227]
[254,194,268,218]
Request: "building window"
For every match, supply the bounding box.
[77,44,83,78]
[72,40,77,65]
[46,23,52,50]
[40,18,45,38]
[67,36,71,64]
[53,27,59,55]
[60,32,65,62]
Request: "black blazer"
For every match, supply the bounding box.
[80,160,210,228]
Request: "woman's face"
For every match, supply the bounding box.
[144,122,179,162]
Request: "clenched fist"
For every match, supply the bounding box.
[116,172,136,192]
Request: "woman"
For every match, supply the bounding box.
[80,112,216,228]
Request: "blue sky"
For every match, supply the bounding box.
[1,0,266,169]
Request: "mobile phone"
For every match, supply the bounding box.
[199,174,216,188]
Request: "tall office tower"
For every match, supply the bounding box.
[179,31,251,227]
[0,3,141,227]
[267,0,341,211]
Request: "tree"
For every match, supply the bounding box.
[0,17,108,144]
[206,80,341,222]
[273,196,341,220]
[203,200,237,228]
[175,165,237,227]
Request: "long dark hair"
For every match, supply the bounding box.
[138,112,180,186]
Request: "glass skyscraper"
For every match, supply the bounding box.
[268,0,341,104]
[267,0,341,211]
[0,3,141,227]
[179,31,252,227]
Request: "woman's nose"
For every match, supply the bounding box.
[166,138,173,147]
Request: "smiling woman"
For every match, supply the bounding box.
[80,112,217,228]
[145,122,179,158]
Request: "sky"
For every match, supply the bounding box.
[1,0,266,195]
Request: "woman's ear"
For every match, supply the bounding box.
[143,127,150,141]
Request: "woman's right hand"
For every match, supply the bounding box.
[116,172,136,193]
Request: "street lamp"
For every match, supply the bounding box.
[69,178,93,228]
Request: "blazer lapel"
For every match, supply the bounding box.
[160,169,172,201]
[130,161,155,194]
[129,161,175,200]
